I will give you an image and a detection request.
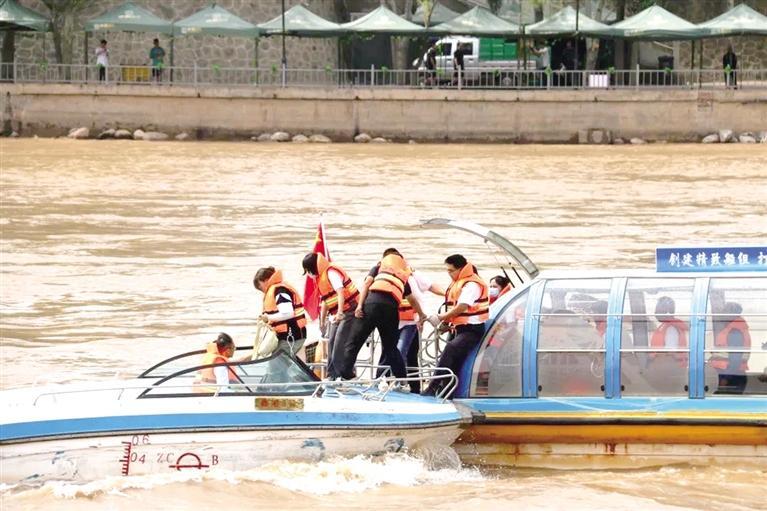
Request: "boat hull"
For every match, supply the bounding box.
[453,397,767,469]
[2,424,461,484]
[455,423,767,469]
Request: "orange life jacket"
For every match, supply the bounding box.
[444,263,489,326]
[710,317,751,371]
[649,318,689,363]
[489,284,512,305]
[316,253,359,314]
[262,270,307,334]
[399,297,416,321]
[195,342,238,392]
[370,254,412,304]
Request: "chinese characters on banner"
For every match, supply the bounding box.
[656,247,767,273]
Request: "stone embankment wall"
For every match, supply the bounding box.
[11,0,338,70]
[3,84,765,143]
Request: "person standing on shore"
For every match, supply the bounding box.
[722,44,738,88]
[149,38,166,83]
[95,40,109,82]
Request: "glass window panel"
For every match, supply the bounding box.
[705,277,767,396]
[471,290,528,397]
[620,278,694,396]
[143,353,317,397]
[537,279,610,396]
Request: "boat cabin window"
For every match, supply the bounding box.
[537,279,610,396]
[619,278,694,396]
[471,289,528,397]
[140,351,319,398]
[704,277,767,396]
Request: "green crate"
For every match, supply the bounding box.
[480,38,517,61]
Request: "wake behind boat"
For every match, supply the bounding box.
[0,347,463,486]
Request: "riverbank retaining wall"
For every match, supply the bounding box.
[2,84,765,143]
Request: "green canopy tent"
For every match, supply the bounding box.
[610,5,703,40]
[525,6,615,38]
[413,1,460,27]
[173,3,259,38]
[0,0,50,81]
[258,4,343,37]
[84,2,172,34]
[258,4,345,80]
[697,3,767,37]
[340,6,423,84]
[83,2,173,80]
[341,5,424,36]
[430,6,520,36]
[0,0,49,31]
[173,4,259,83]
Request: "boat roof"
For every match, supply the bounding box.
[536,268,767,279]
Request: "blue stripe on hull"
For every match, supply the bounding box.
[1,411,460,442]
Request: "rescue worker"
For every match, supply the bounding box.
[194,332,238,393]
[254,266,307,357]
[355,248,440,392]
[302,252,359,377]
[650,296,689,366]
[337,249,425,381]
[422,254,489,397]
[710,302,751,393]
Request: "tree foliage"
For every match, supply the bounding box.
[40,0,95,64]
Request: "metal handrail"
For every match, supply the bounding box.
[2,63,765,90]
[30,369,458,405]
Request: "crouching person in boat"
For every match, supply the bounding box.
[254,266,307,358]
[422,254,489,397]
[194,333,239,393]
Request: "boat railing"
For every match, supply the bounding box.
[30,369,457,406]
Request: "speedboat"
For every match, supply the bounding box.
[421,219,767,469]
[0,347,463,485]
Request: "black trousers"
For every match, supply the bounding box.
[424,324,484,395]
[335,297,405,379]
[326,309,356,379]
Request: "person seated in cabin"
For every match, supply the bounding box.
[489,275,512,304]
[587,300,608,338]
[710,302,751,394]
[650,296,689,365]
[194,333,239,393]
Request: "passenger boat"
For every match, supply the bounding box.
[423,219,767,468]
[0,347,462,485]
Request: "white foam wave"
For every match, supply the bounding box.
[1,451,484,500]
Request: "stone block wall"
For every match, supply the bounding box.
[677,37,766,70]
[10,0,338,70]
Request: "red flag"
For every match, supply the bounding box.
[303,221,330,321]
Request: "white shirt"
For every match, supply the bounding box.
[399,271,433,328]
[95,47,109,67]
[265,292,295,322]
[213,365,230,387]
[327,268,344,290]
[457,281,483,325]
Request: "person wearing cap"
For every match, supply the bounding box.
[302,252,359,377]
[338,248,426,382]
[354,248,439,391]
[422,254,489,396]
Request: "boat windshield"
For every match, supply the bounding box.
[139,351,320,398]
